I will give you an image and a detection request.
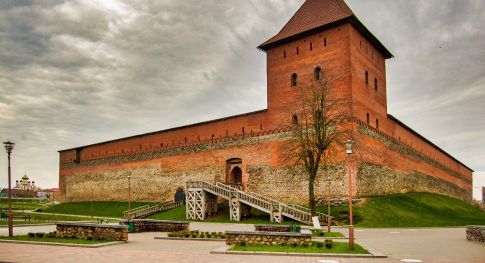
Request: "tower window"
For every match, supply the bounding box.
[365,70,369,85]
[376,118,379,129]
[242,127,245,134]
[314,67,322,81]
[374,78,378,91]
[283,50,286,59]
[366,113,370,124]
[292,114,298,125]
[310,43,313,51]
[324,38,327,47]
[296,47,299,55]
[291,73,298,87]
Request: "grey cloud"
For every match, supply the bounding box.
[0,0,483,191]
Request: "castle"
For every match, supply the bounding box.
[58,0,473,203]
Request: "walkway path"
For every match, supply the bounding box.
[0,224,483,263]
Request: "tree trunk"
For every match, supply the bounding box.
[308,173,316,216]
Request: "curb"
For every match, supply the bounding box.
[210,245,387,258]
[0,223,56,228]
[0,239,127,248]
[154,237,225,242]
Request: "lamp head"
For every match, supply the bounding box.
[3,141,15,154]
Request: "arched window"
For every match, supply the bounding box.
[366,113,370,124]
[314,67,322,81]
[292,114,298,125]
[291,73,298,87]
[376,118,379,129]
[374,78,378,91]
[365,70,369,85]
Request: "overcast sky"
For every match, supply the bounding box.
[0,0,484,200]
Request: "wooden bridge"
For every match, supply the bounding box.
[185,181,331,225]
[123,200,183,219]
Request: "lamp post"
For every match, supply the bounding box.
[127,175,132,220]
[345,139,354,250]
[4,141,15,237]
[91,189,94,220]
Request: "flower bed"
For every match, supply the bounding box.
[167,230,226,239]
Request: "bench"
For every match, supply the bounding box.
[1,214,31,222]
[466,225,485,242]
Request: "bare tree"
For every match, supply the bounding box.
[281,74,352,216]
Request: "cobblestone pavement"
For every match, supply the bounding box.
[0,223,484,263]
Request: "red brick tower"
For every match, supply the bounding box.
[258,0,393,129]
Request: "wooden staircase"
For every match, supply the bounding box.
[186,181,331,225]
[123,200,183,219]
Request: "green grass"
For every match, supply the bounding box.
[0,211,115,225]
[148,204,303,225]
[41,201,156,218]
[230,241,369,254]
[318,192,485,228]
[0,203,48,210]
[0,235,110,244]
[312,230,345,237]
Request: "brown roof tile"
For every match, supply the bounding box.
[260,0,353,49]
[258,0,393,58]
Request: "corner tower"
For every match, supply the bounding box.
[258,0,393,128]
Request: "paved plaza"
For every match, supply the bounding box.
[0,223,484,263]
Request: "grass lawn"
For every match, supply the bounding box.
[41,201,157,218]
[318,192,485,227]
[0,211,110,225]
[0,203,48,210]
[230,241,369,254]
[312,230,345,237]
[0,235,110,244]
[148,204,303,225]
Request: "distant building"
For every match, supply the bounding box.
[14,173,37,191]
[1,173,40,198]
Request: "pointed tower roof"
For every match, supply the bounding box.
[258,0,393,58]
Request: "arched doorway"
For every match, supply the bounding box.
[174,187,185,204]
[226,158,243,189]
[230,166,242,186]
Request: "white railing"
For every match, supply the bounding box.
[122,200,183,219]
[187,181,331,225]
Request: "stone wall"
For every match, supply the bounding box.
[119,219,189,232]
[225,231,311,246]
[357,163,470,201]
[56,222,128,241]
[61,166,223,202]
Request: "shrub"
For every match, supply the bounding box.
[317,242,324,248]
[27,232,35,238]
[206,234,212,238]
[211,232,216,236]
[87,237,93,241]
[239,241,246,247]
[325,239,333,249]
[292,242,298,247]
[318,231,325,237]
[184,233,190,238]
[35,232,45,238]
[71,235,77,239]
[191,233,197,238]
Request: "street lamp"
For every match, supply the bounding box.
[345,139,354,250]
[127,175,132,220]
[3,141,15,237]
